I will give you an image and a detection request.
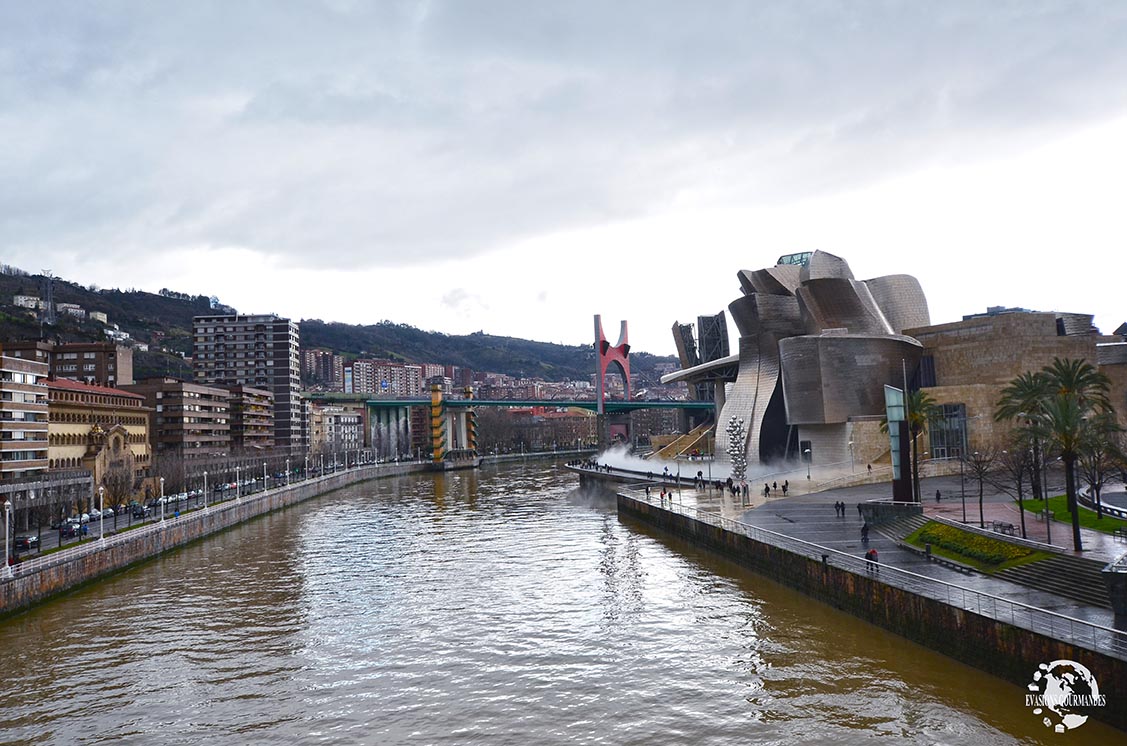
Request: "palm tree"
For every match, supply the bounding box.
[907,389,941,503]
[995,371,1052,503]
[1038,358,1114,552]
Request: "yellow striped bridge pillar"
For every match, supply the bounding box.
[430,383,445,463]
[463,386,477,454]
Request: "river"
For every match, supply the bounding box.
[0,460,1117,744]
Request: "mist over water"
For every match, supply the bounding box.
[0,459,1111,745]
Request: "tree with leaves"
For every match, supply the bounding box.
[995,370,1053,503]
[1038,358,1113,551]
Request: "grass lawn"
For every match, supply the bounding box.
[904,521,1051,574]
[1016,495,1127,535]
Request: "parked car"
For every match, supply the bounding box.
[15,535,39,550]
[102,507,114,518]
[59,524,80,538]
[132,505,151,519]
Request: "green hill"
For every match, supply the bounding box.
[0,265,675,384]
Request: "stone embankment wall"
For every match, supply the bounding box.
[1,463,427,617]
[618,492,1127,733]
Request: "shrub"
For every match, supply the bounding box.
[913,522,1034,566]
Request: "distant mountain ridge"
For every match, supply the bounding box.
[0,265,675,383]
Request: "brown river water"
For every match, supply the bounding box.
[0,460,1120,745]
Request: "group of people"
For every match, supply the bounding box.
[761,480,788,498]
[832,500,849,517]
[865,548,880,571]
[569,459,612,473]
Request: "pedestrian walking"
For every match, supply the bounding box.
[865,548,874,571]
[860,523,869,543]
[782,480,788,495]
[856,503,862,518]
[871,548,879,572]
[772,481,777,492]
[935,489,941,503]
[867,464,872,474]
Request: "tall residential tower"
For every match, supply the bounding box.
[192,314,303,451]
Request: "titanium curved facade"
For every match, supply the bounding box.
[684,250,930,468]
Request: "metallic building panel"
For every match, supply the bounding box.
[864,274,931,334]
[799,250,855,283]
[779,334,923,425]
[796,278,893,335]
[738,265,803,296]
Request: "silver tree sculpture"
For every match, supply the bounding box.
[726,416,747,482]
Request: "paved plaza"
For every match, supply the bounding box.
[630,468,1127,630]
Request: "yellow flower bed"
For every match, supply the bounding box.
[914,522,1034,566]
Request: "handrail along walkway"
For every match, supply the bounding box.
[620,487,1127,661]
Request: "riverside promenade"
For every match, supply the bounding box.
[570,461,1127,731]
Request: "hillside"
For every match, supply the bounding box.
[0,265,676,383]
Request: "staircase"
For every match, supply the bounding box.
[876,513,929,543]
[996,555,1111,609]
[652,422,713,461]
[878,516,1113,608]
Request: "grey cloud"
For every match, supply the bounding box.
[2,1,1127,269]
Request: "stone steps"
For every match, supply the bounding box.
[996,555,1111,609]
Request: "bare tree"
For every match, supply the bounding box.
[101,458,136,531]
[1077,413,1125,520]
[963,448,998,528]
[987,436,1034,539]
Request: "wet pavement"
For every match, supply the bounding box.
[649,472,1127,630]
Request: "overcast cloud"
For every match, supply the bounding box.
[2,2,1125,352]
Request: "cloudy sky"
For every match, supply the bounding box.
[2,1,1125,354]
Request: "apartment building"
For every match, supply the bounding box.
[0,356,49,479]
[123,378,231,460]
[2,341,133,387]
[192,314,303,450]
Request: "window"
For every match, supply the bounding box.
[929,404,967,459]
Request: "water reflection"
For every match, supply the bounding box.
[0,460,1120,745]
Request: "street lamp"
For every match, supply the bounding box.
[305,455,309,480]
[286,458,290,486]
[98,486,105,544]
[804,449,812,480]
[849,440,855,473]
[159,477,165,522]
[203,471,209,511]
[3,499,11,578]
[235,466,240,502]
[263,462,268,490]
[960,452,966,523]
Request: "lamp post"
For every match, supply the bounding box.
[235,466,240,502]
[3,499,11,578]
[804,449,812,480]
[203,471,208,511]
[98,486,105,544]
[320,454,324,476]
[286,458,291,486]
[263,462,268,491]
[960,452,966,523]
[305,455,309,480]
[849,440,855,473]
[159,477,165,522]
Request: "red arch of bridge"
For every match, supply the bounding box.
[594,314,630,415]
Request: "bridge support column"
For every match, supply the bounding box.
[597,413,631,449]
[430,384,445,463]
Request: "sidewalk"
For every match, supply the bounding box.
[662,476,1124,629]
